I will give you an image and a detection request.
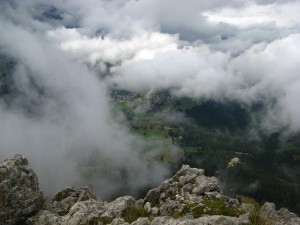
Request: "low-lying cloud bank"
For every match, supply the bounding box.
[0,0,299,197]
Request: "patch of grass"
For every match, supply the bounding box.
[239,198,272,225]
[177,198,244,219]
[117,100,133,110]
[184,147,202,153]
[197,198,243,217]
[238,196,275,225]
[239,196,260,210]
[142,129,167,139]
[177,203,198,217]
[276,143,295,154]
[121,207,150,223]
[175,99,201,111]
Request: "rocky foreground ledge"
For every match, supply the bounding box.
[1,155,300,225]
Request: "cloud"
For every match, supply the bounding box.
[106,33,300,132]
[0,0,300,199]
[0,6,174,199]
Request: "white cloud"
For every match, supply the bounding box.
[0,7,173,199]
[204,1,300,28]
[0,0,300,199]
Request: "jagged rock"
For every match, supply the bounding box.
[1,155,300,225]
[52,186,97,215]
[102,196,136,218]
[135,199,144,208]
[175,165,204,185]
[63,199,106,225]
[159,200,180,216]
[151,207,159,216]
[259,202,280,221]
[150,215,245,225]
[144,188,161,206]
[131,217,151,225]
[278,208,300,223]
[259,202,300,225]
[192,176,220,195]
[111,218,129,225]
[144,165,224,207]
[27,199,105,225]
[0,154,45,225]
[26,210,62,225]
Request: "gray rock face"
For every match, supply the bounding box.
[111,218,130,225]
[0,154,44,225]
[144,188,161,206]
[143,164,230,218]
[144,164,222,207]
[26,210,62,225]
[131,217,151,225]
[259,202,300,225]
[62,199,106,225]
[28,196,137,225]
[1,155,300,225]
[150,215,244,225]
[27,199,106,225]
[102,196,136,218]
[159,200,181,216]
[52,186,97,215]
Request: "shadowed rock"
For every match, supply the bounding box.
[0,154,44,225]
[52,186,97,216]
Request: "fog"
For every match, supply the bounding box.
[0,0,299,198]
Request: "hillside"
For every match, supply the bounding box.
[111,89,300,215]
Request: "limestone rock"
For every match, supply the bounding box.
[63,199,105,225]
[159,200,180,216]
[150,215,244,225]
[144,165,223,206]
[102,196,136,218]
[0,154,45,225]
[144,188,161,206]
[111,218,130,225]
[131,217,151,225]
[26,210,62,225]
[259,202,300,225]
[52,186,97,215]
[27,199,105,225]
[1,155,300,225]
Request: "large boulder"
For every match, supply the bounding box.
[0,154,45,225]
[52,186,97,215]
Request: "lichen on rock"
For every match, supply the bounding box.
[0,154,45,225]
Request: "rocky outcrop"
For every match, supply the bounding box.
[0,154,45,225]
[1,154,300,225]
[26,164,248,225]
[259,202,300,225]
[150,215,245,225]
[52,186,97,216]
